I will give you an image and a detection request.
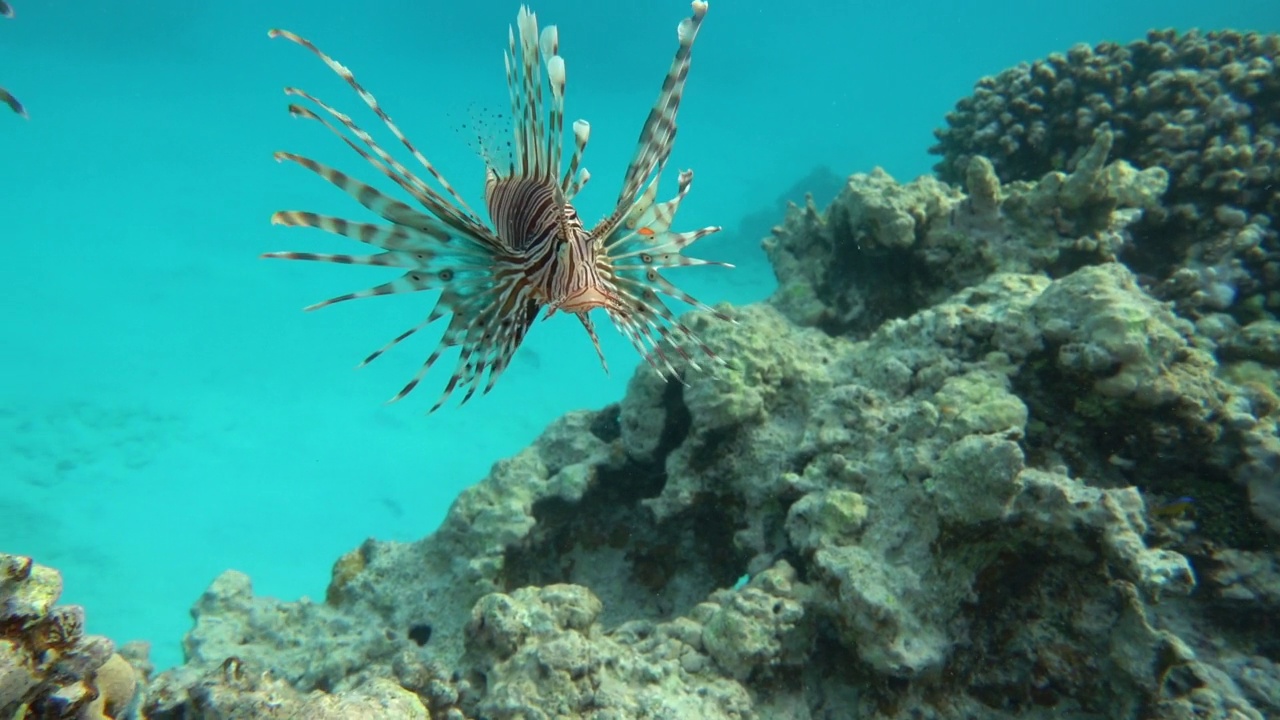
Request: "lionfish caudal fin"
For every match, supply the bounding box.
[1,1,28,118]
[263,1,727,411]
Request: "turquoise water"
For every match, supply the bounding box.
[2,0,1277,671]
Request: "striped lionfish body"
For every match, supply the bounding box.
[265,1,728,412]
[1,1,27,117]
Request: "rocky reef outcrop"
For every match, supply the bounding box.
[0,554,146,719]
[124,256,1278,718]
[929,30,1280,320]
[132,263,1277,717]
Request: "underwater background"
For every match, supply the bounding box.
[3,0,1280,717]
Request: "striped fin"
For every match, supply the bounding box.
[267,29,545,411]
[602,167,731,380]
[605,0,709,231]
[540,25,565,182]
[268,29,486,231]
[561,120,591,200]
[272,152,460,238]
[280,88,494,242]
[388,271,541,412]
[577,313,609,375]
[2,1,25,118]
[503,7,574,186]
[588,4,727,380]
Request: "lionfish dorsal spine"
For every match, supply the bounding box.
[562,120,591,199]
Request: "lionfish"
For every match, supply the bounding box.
[1,1,26,117]
[264,1,729,412]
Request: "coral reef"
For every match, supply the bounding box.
[12,24,1280,720]
[133,262,1277,718]
[0,554,144,719]
[765,128,1166,335]
[929,30,1280,319]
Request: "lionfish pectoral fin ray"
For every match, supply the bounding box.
[260,250,411,267]
[297,271,439,312]
[608,1,709,227]
[359,314,441,369]
[268,28,485,228]
[268,210,451,255]
[274,153,441,232]
[281,90,490,239]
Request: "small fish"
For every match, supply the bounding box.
[264,2,728,412]
[1,1,27,118]
[1150,496,1195,520]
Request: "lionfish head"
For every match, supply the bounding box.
[264,1,730,411]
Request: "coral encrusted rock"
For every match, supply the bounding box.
[930,29,1280,317]
[0,554,145,719]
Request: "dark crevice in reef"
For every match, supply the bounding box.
[1013,346,1271,551]
[1193,556,1280,662]
[953,548,1116,715]
[589,403,622,443]
[502,381,749,624]
[816,240,939,338]
[772,623,851,713]
[1044,243,1110,280]
[1121,212,1199,288]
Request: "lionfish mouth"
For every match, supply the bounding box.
[263,1,732,412]
[555,287,616,314]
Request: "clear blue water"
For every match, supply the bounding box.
[2,0,1277,671]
